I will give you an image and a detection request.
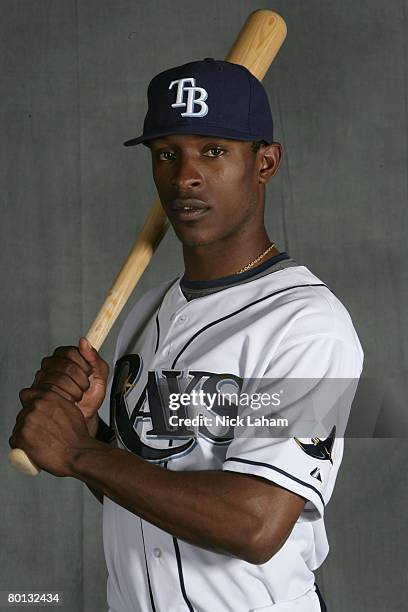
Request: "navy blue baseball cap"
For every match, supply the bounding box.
[124,58,274,147]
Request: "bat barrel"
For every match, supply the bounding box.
[226,10,287,80]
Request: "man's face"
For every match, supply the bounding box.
[149,134,265,247]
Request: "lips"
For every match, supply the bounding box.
[169,198,210,221]
[170,198,209,211]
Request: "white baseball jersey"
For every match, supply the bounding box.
[99,259,364,612]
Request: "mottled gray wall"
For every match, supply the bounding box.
[1,1,407,611]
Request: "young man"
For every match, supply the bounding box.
[10,59,364,611]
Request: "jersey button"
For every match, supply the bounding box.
[177,315,187,324]
[153,547,162,558]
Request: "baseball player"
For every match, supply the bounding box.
[10,59,364,612]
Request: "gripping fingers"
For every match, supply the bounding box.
[33,370,87,403]
[40,355,92,389]
[52,346,93,375]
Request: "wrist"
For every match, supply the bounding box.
[68,437,112,481]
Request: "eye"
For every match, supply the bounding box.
[204,147,225,158]
[157,151,176,161]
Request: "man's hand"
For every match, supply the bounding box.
[9,338,109,476]
[33,337,108,433]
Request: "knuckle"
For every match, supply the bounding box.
[19,387,32,403]
[53,345,66,355]
[65,347,80,361]
[53,345,76,359]
[40,356,50,370]
[33,373,46,388]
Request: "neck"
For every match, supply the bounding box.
[182,229,279,281]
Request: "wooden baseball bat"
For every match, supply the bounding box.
[9,9,287,476]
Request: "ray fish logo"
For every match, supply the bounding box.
[294,426,336,464]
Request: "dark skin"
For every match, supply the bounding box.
[149,134,282,279]
[10,134,306,565]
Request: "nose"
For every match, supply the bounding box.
[170,156,202,191]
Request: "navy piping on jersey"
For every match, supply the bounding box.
[163,438,173,470]
[224,457,325,509]
[154,312,160,354]
[172,536,195,611]
[171,283,328,369]
[181,251,290,289]
[140,520,157,612]
[162,462,193,609]
[161,460,194,610]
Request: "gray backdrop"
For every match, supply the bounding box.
[1,1,407,611]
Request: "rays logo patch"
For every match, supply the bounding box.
[169,77,209,117]
[294,425,336,463]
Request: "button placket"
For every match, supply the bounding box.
[156,302,194,357]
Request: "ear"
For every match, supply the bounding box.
[258,143,283,184]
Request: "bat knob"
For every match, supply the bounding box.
[8,448,40,476]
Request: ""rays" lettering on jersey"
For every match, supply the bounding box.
[111,353,242,461]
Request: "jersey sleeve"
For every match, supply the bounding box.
[222,332,364,520]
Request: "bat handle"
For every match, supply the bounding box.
[8,448,40,476]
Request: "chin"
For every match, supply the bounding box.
[177,235,214,248]
[172,226,218,248]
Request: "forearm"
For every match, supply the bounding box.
[71,443,263,560]
[85,415,116,504]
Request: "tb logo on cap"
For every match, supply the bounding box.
[169,78,208,117]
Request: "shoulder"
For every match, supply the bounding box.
[258,265,364,376]
[260,264,361,342]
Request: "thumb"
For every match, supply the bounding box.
[78,337,109,382]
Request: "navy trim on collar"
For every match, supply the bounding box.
[181,252,291,290]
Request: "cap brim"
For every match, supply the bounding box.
[123,124,272,147]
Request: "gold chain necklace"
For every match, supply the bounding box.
[236,242,276,274]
